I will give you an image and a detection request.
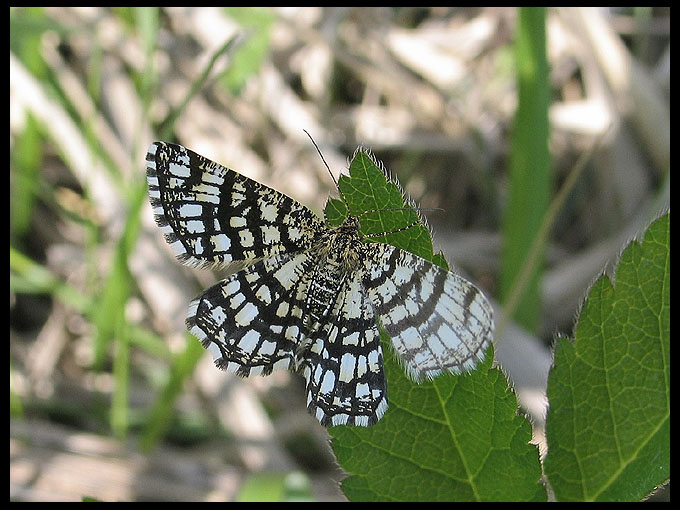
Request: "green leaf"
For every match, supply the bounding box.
[328,149,545,501]
[544,212,670,501]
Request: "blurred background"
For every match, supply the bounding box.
[10,7,669,502]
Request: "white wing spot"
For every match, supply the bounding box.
[230,217,247,228]
[239,330,261,354]
[211,233,231,251]
[179,203,203,218]
[234,302,258,326]
[260,225,280,244]
[186,220,205,233]
[239,230,255,248]
[260,203,278,222]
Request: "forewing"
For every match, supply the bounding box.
[186,251,316,376]
[301,274,388,427]
[146,142,324,269]
[363,244,493,381]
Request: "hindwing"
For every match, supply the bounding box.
[362,244,493,381]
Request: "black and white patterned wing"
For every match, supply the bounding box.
[186,251,317,376]
[300,273,387,427]
[363,244,493,381]
[146,142,324,269]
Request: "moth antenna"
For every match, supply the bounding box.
[304,130,350,217]
[304,130,339,188]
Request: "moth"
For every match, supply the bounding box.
[146,141,493,426]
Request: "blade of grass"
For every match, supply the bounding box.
[10,246,90,312]
[10,8,49,245]
[110,307,130,438]
[496,128,609,338]
[11,115,43,242]
[499,7,551,332]
[132,6,158,163]
[220,7,275,94]
[91,188,138,367]
[10,358,24,418]
[140,332,205,452]
[94,178,148,437]
[157,34,240,139]
[134,6,159,104]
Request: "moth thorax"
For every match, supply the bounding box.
[329,233,363,273]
